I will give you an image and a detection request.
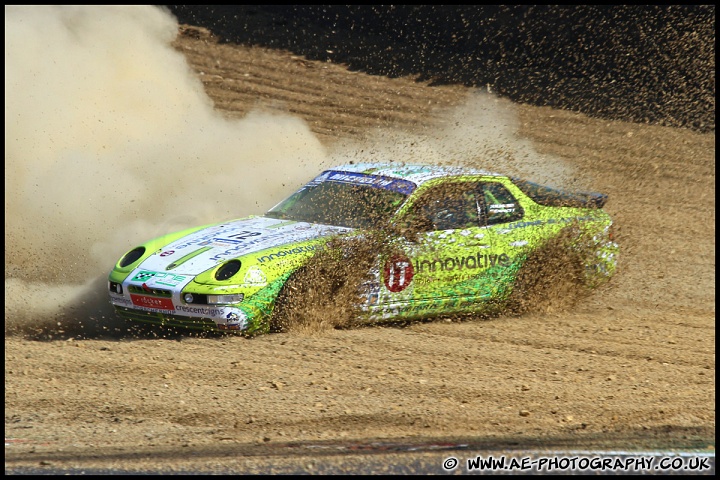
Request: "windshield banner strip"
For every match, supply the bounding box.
[322,170,416,195]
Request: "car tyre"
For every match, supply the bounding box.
[269,237,379,333]
[506,225,590,315]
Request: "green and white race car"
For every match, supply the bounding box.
[108,163,618,334]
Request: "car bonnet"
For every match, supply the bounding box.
[134,216,351,277]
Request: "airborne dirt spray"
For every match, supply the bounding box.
[328,90,580,189]
[4,6,328,336]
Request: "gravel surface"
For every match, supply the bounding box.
[5,13,714,473]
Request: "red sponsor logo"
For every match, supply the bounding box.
[160,250,175,257]
[130,294,175,311]
[384,253,414,293]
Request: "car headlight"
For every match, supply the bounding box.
[109,281,123,294]
[207,294,244,305]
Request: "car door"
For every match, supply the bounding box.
[376,181,494,317]
[475,180,537,296]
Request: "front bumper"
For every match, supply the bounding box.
[114,306,224,331]
[109,272,291,335]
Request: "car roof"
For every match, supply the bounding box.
[328,162,505,186]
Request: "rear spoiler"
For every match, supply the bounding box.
[511,178,608,209]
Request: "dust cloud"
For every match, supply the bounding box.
[4,5,581,336]
[4,5,327,334]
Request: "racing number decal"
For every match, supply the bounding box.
[384,254,414,292]
[227,231,262,240]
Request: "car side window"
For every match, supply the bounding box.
[408,183,483,232]
[481,182,524,225]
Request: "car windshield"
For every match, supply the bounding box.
[265,180,409,229]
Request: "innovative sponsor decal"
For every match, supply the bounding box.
[415,252,512,273]
[257,244,320,263]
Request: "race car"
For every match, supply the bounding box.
[108,163,618,334]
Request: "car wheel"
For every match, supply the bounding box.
[270,237,380,333]
[269,267,308,333]
[506,226,590,315]
[269,261,358,333]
